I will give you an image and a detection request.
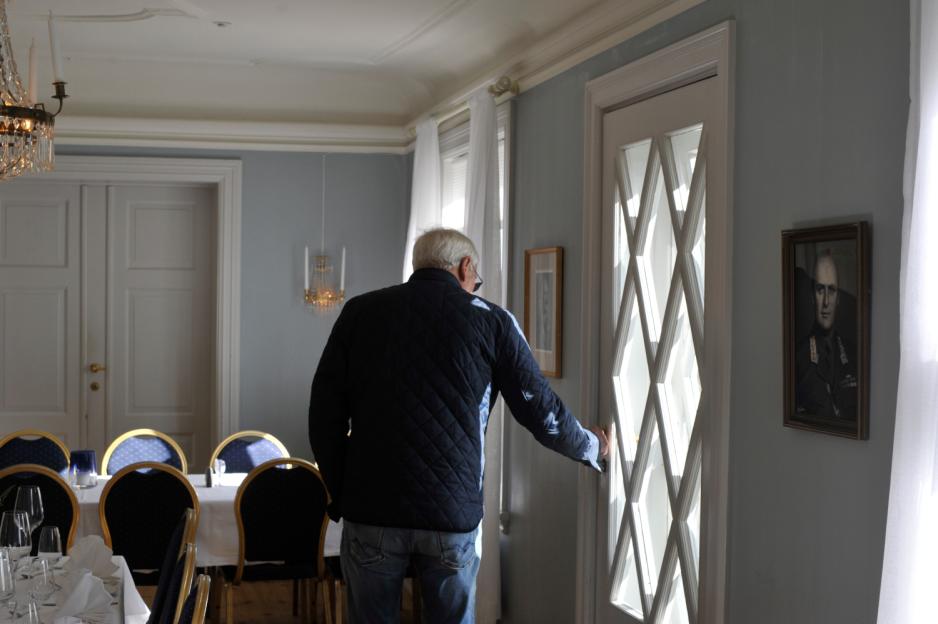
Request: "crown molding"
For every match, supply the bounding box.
[407,0,705,128]
[55,116,412,154]
[53,0,702,152]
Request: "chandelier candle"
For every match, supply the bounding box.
[47,12,63,83]
[26,38,35,104]
[340,246,346,292]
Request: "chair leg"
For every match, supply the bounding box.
[333,580,343,624]
[299,578,308,624]
[224,582,234,624]
[293,578,300,616]
[207,570,219,623]
[320,579,333,624]
[308,579,321,624]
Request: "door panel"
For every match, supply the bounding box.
[107,185,216,468]
[0,182,82,447]
[598,77,718,624]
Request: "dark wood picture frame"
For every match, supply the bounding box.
[782,222,870,439]
[524,246,563,377]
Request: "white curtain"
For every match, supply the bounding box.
[877,1,938,622]
[465,88,503,623]
[402,118,442,281]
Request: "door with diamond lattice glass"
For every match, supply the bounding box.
[597,77,718,624]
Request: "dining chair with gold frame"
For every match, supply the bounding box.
[101,429,188,476]
[208,430,289,474]
[0,429,70,474]
[99,462,199,581]
[220,457,333,624]
[0,463,79,552]
[177,573,211,624]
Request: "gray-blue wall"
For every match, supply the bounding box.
[503,0,906,623]
[58,146,411,460]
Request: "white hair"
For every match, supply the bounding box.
[412,228,479,271]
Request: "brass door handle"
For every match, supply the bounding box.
[89,363,106,373]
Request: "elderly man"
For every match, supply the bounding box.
[795,252,858,421]
[309,228,608,624]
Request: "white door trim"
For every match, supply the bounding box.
[40,155,243,446]
[576,22,734,624]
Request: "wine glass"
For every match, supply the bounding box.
[29,558,55,602]
[21,597,39,624]
[0,552,14,614]
[37,527,61,564]
[14,486,43,536]
[0,512,31,567]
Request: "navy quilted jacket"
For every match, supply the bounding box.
[309,268,597,532]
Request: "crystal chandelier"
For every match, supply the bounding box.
[0,2,68,181]
[303,155,346,311]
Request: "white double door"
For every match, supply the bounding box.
[0,180,216,467]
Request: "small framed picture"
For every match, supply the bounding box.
[782,222,870,439]
[524,247,563,378]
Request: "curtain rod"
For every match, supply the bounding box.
[408,75,519,137]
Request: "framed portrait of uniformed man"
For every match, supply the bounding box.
[782,222,870,439]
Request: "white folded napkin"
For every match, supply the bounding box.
[65,535,119,578]
[53,569,118,624]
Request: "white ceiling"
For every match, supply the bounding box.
[7,0,610,126]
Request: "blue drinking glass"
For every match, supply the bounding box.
[69,450,97,489]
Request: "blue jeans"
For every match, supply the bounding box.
[341,520,481,624]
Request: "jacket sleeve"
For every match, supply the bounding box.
[493,309,602,471]
[308,301,355,518]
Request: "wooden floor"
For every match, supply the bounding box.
[140,579,418,624]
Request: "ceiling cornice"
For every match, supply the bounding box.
[54,0,704,153]
[407,0,705,128]
[55,116,412,154]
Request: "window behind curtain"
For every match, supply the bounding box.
[440,130,507,238]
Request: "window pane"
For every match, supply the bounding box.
[636,163,676,348]
[610,532,645,619]
[658,293,700,480]
[633,419,671,601]
[441,152,467,230]
[612,299,648,468]
[621,139,652,226]
[661,561,690,624]
[667,124,703,215]
[687,471,701,579]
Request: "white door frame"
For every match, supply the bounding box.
[576,22,734,624]
[39,155,243,447]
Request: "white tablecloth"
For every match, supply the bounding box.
[0,556,148,624]
[74,474,342,567]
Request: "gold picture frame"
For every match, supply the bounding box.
[524,247,563,377]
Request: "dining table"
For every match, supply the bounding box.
[72,473,343,567]
[0,555,149,624]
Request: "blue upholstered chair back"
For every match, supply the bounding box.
[215,437,287,473]
[0,434,69,475]
[101,465,197,572]
[236,459,329,580]
[0,465,77,555]
[105,435,185,475]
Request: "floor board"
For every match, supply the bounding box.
[139,579,418,623]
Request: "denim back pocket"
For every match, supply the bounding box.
[348,523,386,567]
[438,529,477,570]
